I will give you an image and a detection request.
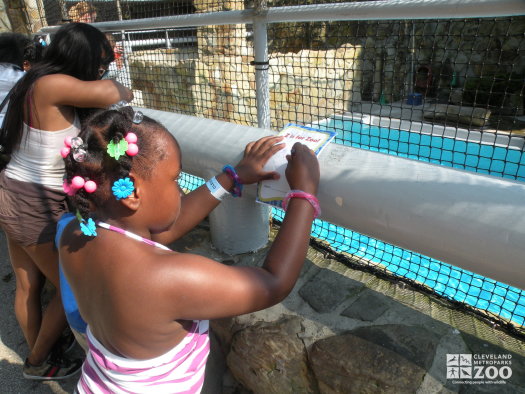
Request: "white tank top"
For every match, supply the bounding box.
[5,117,80,191]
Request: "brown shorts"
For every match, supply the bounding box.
[0,171,67,246]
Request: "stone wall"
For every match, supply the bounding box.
[1,0,45,33]
[128,44,361,129]
[329,18,525,113]
[0,0,11,31]
[1,0,27,33]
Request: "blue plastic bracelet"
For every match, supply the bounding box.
[222,165,243,197]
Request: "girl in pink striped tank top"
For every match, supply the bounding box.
[58,105,320,393]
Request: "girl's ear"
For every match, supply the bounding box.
[119,174,141,211]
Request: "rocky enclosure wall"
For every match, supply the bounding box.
[127,17,524,127]
[128,44,361,129]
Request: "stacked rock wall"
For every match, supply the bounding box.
[128,44,362,128]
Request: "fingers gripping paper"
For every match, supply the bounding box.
[257,123,336,208]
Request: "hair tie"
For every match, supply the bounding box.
[107,132,139,160]
[108,100,129,111]
[108,101,143,125]
[124,132,139,155]
[132,111,144,124]
[63,176,97,196]
[61,136,87,162]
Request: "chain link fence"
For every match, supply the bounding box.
[34,0,525,336]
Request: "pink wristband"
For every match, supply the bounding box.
[282,190,321,219]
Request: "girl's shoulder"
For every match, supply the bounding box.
[35,73,79,88]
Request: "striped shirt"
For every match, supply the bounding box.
[76,320,210,393]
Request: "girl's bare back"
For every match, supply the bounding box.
[62,225,192,359]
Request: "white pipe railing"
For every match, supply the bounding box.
[141,108,525,291]
[39,0,525,34]
[253,15,270,129]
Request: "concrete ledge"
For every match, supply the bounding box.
[423,103,491,127]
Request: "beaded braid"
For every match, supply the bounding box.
[63,105,171,237]
[63,107,138,230]
[106,114,134,185]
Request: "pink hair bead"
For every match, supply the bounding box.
[63,180,71,194]
[126,143,139,156]
[63,181,76,196]
[60,147,71,158]
[64,136,73,147]
[71,176,85,189]
[125,132,137,144]
[84,180,97,193]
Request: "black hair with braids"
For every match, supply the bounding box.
[63,107,170,222]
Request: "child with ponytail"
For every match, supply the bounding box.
[58,104,320,393]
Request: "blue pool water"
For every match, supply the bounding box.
[321,117,525,181]
[180,117,525,327]
[309,117,525,326]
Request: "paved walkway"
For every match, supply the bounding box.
[0,230,80,394]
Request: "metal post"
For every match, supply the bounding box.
[253,0,270,130]
[203,0,272,254]
[165,29,172,49]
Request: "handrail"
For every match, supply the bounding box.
[39,0,525,34]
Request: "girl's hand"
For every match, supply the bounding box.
[235,136,285,184]
[285,142,320,195]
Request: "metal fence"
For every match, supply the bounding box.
[37,0,525,335]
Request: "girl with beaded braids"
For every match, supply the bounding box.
[0,22,133,381]
[58,106,320,393]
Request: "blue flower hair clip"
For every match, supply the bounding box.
[75,210,97,237]
[112,177,134,200]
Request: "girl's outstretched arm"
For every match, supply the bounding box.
[153,142,320,319]
[151,135,285,244]
[34,74,133,109]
